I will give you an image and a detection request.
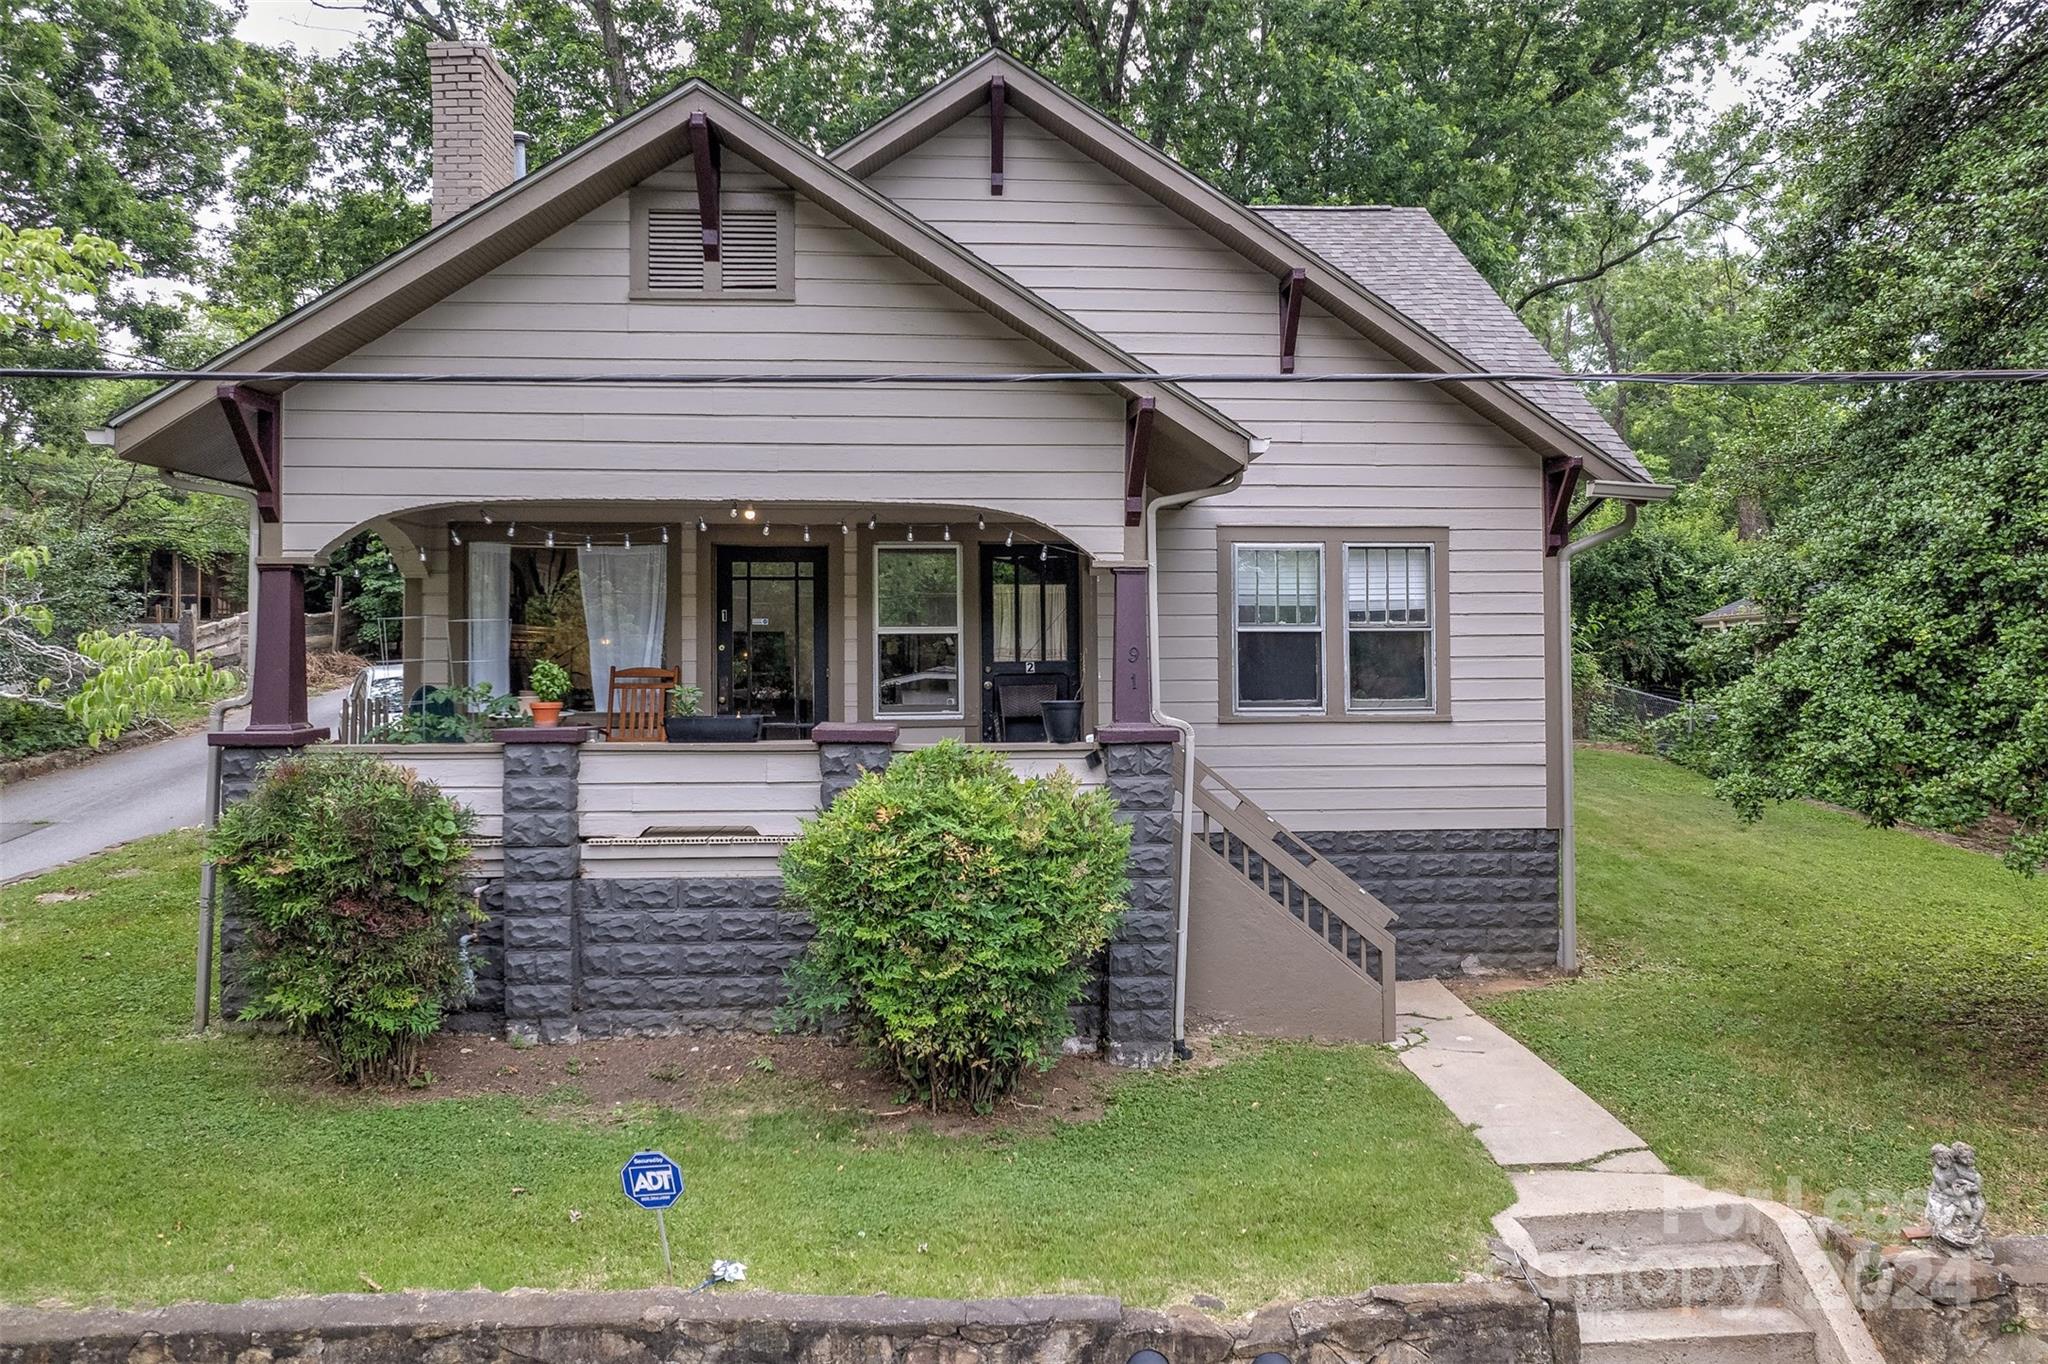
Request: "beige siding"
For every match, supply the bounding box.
[577,744,819,838]
[333,745,504,837]
[280,154,1133,564]
[870,113,1552,829]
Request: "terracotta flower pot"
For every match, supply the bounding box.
[530,700,564,727]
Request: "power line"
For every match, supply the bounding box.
[6,367,2048,388]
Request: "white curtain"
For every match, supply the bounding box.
[466,541,512,697]
[580,545,667,698]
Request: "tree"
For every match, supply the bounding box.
[1692,0,2048,868]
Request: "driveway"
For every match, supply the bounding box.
[0,687,349,884]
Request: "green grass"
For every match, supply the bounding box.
[1483,748,2048,1235]
[0,832,1510,1309]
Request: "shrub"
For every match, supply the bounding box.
[209,751,479,1082]
[368,682,528,743]
[779,740,1130,1111]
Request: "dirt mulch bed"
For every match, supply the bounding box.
[305,650,369,692]
[377,1031,1121,1136]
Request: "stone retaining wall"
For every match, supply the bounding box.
[1818,1224,2048,1364]
[1293,830,1561,978]
[0,1282,1573,1364]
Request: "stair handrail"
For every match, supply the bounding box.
[1188,759,1400,1038]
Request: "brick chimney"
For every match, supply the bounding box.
[427,41,518,226]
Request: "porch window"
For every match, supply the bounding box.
[1345,544,1434,710]
[1232,544,1323,711]
[875,544,961,717]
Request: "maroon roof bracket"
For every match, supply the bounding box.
[1124,395,1156,526]
[988,75,1006,196]
[1278,268,1306,373]
[688,111,720,262]
[1543,454,1586,555]
[216,383,281,523]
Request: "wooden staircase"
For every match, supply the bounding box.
[1184,760,1400,1042]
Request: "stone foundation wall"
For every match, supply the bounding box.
[0,1282,1573,1364]
[1819,1224,2048,1364]
[1293,830,1561,978]
[573,877,813,1036]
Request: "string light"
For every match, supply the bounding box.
[506,521,517,538]
[840,521,851,536]
[1040,543,1049,562]
[942,524,952,541]
[762,522,772,537]
[660,525,669,543]
[976,513,986,530]
[481,512,493,525]
[867,515,877,530]
[417,546,427,563]
[906,526,915,542]
[697,517,708,533]
[585,534,595,551]
[450,528,462,546]
[545,530,555,548]
[743,505,757,522]
[623,532,632,548]
[729,503,740,519]
[802,525,811,542]
[1005,529,1014,547]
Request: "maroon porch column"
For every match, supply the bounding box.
[1110,566,1153,725]
[210,563,328,748]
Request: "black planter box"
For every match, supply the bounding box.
[664,715,764,743]
[1039,700,1085,745]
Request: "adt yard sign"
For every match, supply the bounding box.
[621,1151,683,1209]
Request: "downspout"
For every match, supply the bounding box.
[1143,466,1247,1058]
[164,474,261,1032]
[1555,500,1637,972]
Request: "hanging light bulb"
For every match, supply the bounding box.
[507,521,517,539]
[623,532,632,549]
[802,525,811,542]
[545,529,555,548]
[1005,529,1014,548]
[977,513,986,531]
[661,525,670,544]
[906,525,915,542]
[762,522,772,537]
[729,503,740,519]
[1040,543,1049,562]
[942,524,952,541]
[481,512,493,526]
[697,517,708,533]
[417,546,428,564]
[742,505,757,522]
[840,521,851,536]
[450,528,463,546]
[585,534,595,551]
[867,515,877,531]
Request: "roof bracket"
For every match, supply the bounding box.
[1124,396,1156,526]
[688,111,720,262]
[1544,455,1585,555]
[217,383,282,524]
[988,75,1006,196]
[1278,268,1306,373]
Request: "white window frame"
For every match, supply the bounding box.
[1230,542,1325,715]
[1342,541,1437,714]
[872,542,964,720]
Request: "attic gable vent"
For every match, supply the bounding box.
[632,191,793,300]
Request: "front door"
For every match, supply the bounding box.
[979,543,1083,741]
[716,547,829,739]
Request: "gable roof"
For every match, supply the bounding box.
[833,51,1652,484]
[1255,207,1644,479]
[107,77,1252,492]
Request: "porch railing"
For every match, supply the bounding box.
[1188,759,1400,1040]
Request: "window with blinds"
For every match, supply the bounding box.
[632,193,792,299]
[1345,543,1434,709]
[1232,544,1324,710]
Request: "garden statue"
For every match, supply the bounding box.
[1925,1142,1988,1257]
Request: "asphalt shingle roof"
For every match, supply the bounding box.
[1255,205,1650,481]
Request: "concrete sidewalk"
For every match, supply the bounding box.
[1394,978,1666,1173]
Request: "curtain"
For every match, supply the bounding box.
[466,541,512,697]
[580,545,667,697]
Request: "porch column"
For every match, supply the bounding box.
[1109,566,1152,724]
[496,725,592,1044]
[219,562,326,744]
[811,722,900,806]
[1095,723,1183,1067]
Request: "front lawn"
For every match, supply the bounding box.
[1483,748,2048,1234]
[0,832,1509,1309]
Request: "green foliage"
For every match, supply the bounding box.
[0,699,85,759]
[368,683,529,743]
[327,534,405,655]
[208,752,480,1083]
[1568,495,1737,693]
[528,659,571,703]
[780,741,1130,1111]
[668,683,704,716]
[64,630,236,744]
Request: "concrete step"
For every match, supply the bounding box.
[1531,1240,1784,1312]
[1515,1200,1755,1254]
[1579,1306,1817,1364]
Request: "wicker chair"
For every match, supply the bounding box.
[605,666,678,742]
[994,680,1061,741]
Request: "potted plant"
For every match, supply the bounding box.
[528,659,571,727]
[1039,698,1085,744]
[664,683,763,742]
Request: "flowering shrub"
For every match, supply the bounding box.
[209,751,478,1082]
[779,741,1129,1110]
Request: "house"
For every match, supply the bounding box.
[101,48,1668,1059]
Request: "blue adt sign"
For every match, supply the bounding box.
[621,1150,684,1210]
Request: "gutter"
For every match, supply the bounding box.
[1555,479,1673,970]
[162,473,261,1032]
[1141,469,1246,1058]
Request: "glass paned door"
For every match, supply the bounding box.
[716,547,828,738]
[979,543,1082,741]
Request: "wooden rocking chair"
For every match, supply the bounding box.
[605,666,678,742]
